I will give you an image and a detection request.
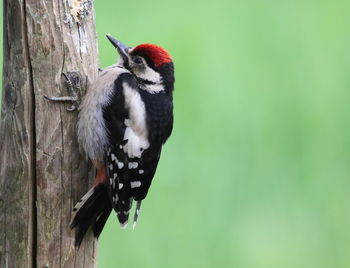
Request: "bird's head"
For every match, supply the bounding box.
[107,34,174,93]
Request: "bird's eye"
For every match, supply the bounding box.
[133,57,143,64]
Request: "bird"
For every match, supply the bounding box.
[70,34,175,247]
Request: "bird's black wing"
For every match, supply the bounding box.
[103,72,134,226]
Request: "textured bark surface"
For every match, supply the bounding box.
[0,0,99,267]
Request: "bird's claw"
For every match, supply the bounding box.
[66,104,77,112]
[44,72,82,112]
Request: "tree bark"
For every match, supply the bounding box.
[0,1,99,267]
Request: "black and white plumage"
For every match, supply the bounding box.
[70,35,174,246]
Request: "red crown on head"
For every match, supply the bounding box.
[132,44,172,67]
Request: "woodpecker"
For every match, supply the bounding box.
[70,35,174,246]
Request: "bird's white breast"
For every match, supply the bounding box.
[122,82,149,158]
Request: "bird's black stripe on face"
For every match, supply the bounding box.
[122,57,130,70]
[138,78,157,85]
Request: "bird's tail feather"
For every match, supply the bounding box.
[70,184,112,247]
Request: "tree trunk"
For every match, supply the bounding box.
[0,1,99,267]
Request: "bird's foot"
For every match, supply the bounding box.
[44,72,82,112]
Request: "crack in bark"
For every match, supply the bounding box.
[58,0,66,78]
[3,199,7,267]
[57,3,65,267]
[59,100,64,268]
[9,79,18,129]
[76,23,83,61]
[22,0,37,267]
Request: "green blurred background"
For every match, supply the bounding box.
[3,0,350,267]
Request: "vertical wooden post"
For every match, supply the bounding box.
[0,0,99,267]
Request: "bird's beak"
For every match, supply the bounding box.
[106,34,129,61]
